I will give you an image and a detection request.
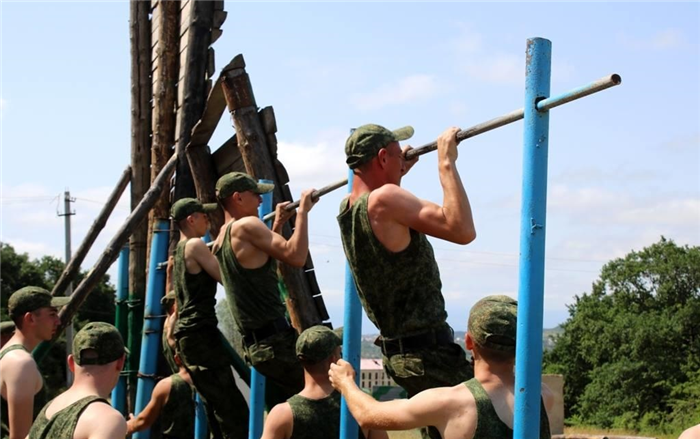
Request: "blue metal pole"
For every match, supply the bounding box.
[340,167,361,439]
[248,180,273,439]
[193,232,212,439]
[194,393,208,439]
[111,246,130,415]
[133,219,170,439]
[514,37,551,439]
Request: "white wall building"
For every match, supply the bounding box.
[359,359,395,391]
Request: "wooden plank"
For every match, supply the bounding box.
[212,135,245,175]
[222,58,325,330]
[206,47,215,78]
[189,74,226,147]
[213,10,227,28]
[210,28,223,45]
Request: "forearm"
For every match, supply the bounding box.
[339,382,383,429]
[438,159,475,243]
[126,415,150,433]
[285,212,309,266]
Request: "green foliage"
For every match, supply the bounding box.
[543,237,700,434]
[1,242,117,398]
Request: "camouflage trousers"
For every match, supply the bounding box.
[177,326,249,439]
[243,328,304,408]
[383,342,474,439]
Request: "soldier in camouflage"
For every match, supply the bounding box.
[28,322,129,439]
[212,172,317,406]
[170,197,248,439]
[337,124,477,438]
[330,295,554,439]
[1,287,69,439]
[127,351,195,439]
[262,325,387,439]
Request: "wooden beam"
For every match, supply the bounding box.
[51,166,131,299]
[221,54,323,331]
[35,155,178,363]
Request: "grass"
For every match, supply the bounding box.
[565,425,679,439]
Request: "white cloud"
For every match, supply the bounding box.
[350,74,441,111]
[0,98,7,118]
[5,238,62,260]
[465,53,522,86]
[276,131,350,190]
[447,23,483,54]
[618,28,685,51]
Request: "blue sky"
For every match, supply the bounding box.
[2,1,698,334]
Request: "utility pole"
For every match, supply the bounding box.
[59,189,76,386]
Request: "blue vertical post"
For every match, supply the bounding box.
[514,37,551,439]
[249,179,273,439]
[194,232,212,439]
[340,167,361,439]
[133,219,170,439]
[194,394,208,439]
[111,246,130,415]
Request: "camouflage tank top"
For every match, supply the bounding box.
[28,395,107,439]
[288,391,341,439]
[1,344,46,439]
[464,378,551,439]
[337,193,448,338]
[161,374,195,439]
[173,239,218,335]
[215,222,286,331]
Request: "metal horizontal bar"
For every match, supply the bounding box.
[261,73,621,222]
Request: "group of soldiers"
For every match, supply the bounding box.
[2,124,562,439]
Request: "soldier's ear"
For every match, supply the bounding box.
[465,332,475,351]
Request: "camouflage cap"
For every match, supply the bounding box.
[171,198,218,221]
[160,290,176,307]
[468,295,518,353]
[215,172,274,200]
[345,124,414,169]
[296,325,342,363]
[73,322,129,366]
[0,321,16,334]
[8,286,71,319]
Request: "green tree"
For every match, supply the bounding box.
[543,237,700,432]
[1,242,117,397]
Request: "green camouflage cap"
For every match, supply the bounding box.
[215,172,274,200]
[171,198,218,221]
[345,124,414,169]
[8,286,71,319]
[468,295,518,353]
[296,325,342,363]
[73,322,129,366]
[0,321,16,334]
[160,290,176,307]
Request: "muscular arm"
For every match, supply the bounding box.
[4,355,40,439]
[373,128,476,245]
[329,360,454,432]
[126,379,170,434]
[260,402,292,439]
[186,238,222,283]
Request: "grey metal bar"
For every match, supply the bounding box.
[262,73,621,222]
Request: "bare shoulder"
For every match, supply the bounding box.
[76,401,127,439]
[1,350,40,381]
[185,237,207,251]
[153,376,173,400]
[370,184,409,205]
[267,401,293,424]
[679,424,700,439]
[262,402,293,439]
[233,216,265,235]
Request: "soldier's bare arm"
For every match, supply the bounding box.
[4,354,39,439]
[239,190,316,267]
[126,378,171,434]
[261,401,293,439]
[371,127,476,246]
[186,238,222,283]
[329,360,455,432]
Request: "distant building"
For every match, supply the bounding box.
[359,359,395,391]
